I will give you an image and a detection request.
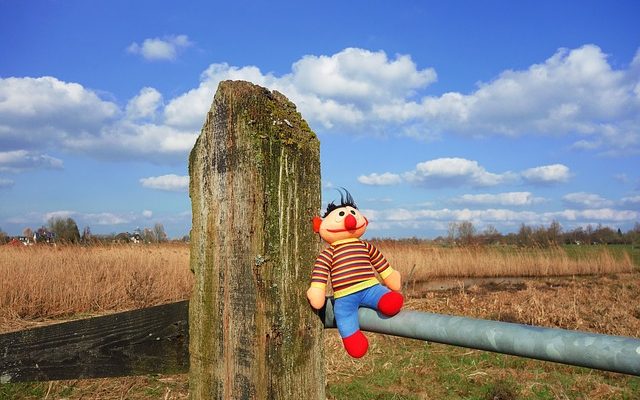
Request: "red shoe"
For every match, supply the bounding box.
[342,330,369,358]
[377,292,404,316]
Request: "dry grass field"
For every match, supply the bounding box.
[373,240,636,281]
[1,241,634,324]
[1,242,639,399]
[0,244,192,326]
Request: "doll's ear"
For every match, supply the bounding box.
[312,216,322,233]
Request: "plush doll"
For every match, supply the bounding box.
[306,189,403,358]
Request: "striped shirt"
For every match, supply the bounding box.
[310,238,394,298]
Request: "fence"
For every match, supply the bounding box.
[1,81,639,398]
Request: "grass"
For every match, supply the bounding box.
[2,242,634,324]
[563,243,640,268]
[326,337,640,400]
[0,244,192,324]
[324,273,640,400]
[1,243,639,399]
[372,240,636,282]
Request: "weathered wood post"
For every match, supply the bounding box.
[188,80,324,399]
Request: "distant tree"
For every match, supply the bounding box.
[114,232,131,243]
[592,225,618,244]
[153,223,168,243]
[531,225,549,247]
[630,222,640,246]
[48,217,81,244]
[0,227,7,244]
[142,228,155,243]
[81,226,93,244]
[446,222,457,245]
[23,227,33,240]
[481,224,501,245]
[546,220,562,245]
[517,223,533,247]
[456,221,476,246]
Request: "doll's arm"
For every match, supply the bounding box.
[382,270,402,291]
[308,249,331,309]
[306,286,326,309]
[368,242,402,291]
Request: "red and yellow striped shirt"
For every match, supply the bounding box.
[310,238,394,298]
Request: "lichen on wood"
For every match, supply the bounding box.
[188,80,323,399]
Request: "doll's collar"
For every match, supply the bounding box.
[330,238,360,246]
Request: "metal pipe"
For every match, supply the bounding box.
[321,300,640,376]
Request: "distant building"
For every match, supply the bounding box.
[130,232,142,244]
[34,228,55,244]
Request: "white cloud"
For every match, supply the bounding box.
[614,173,630,184]
[0,76,198,162]
[0,150,63,172]
[126,87,163,120]
[521,164,571,185]
[0,76,119,149]
[562,192,614,208]
[377,45,640,155]
[127,34,192,61]
[290,48,436,103]
[64,121,198,160]
[364,205,638,233]
[83,212,131,225]
[0,178,14,188]
[8,210,139,229]
[452,192,545,206]
[621,195,640,207]
[162,48,436,131]
[403,158,515,188]
[142,210,153,219]
[358,159,575,190]
[550,208,638,222]
[3,45,639,166]
[358,172,402,186]
[43,210,76,222]
[140,174,189,192]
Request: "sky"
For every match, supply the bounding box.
[1,0,639,239]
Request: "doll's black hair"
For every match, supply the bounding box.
[323,188,358,217]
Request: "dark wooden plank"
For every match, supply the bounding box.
[0,300,189,383]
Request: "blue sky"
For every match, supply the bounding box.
[1,0,639,239]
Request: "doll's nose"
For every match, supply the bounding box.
[344,214,357,230]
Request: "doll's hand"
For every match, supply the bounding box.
[383,270,402,291]
[306,286,326,309]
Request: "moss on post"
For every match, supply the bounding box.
[188,80,324,399]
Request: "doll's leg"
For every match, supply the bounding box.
[361,284,404,316]
[334,294,369,358]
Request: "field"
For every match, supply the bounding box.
[1,243,639,399]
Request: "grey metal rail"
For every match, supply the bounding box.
[321,300,640,376]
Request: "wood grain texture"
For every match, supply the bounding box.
[0,301,189,383]
[188,80,324,399]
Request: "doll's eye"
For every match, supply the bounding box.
[350,210,356,215]
[338,211,345,217]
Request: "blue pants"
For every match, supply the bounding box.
[333,284,390,338]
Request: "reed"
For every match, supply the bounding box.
[0,244,192,322]
[0,242,634,322]
[372,240,634,282]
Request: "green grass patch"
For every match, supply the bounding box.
[564,244,640,267]
[0,383,47,400]
[327,336,640,400]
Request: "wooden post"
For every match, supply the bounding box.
[188,80,324,399]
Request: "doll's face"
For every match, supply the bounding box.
[318,206,368,244]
